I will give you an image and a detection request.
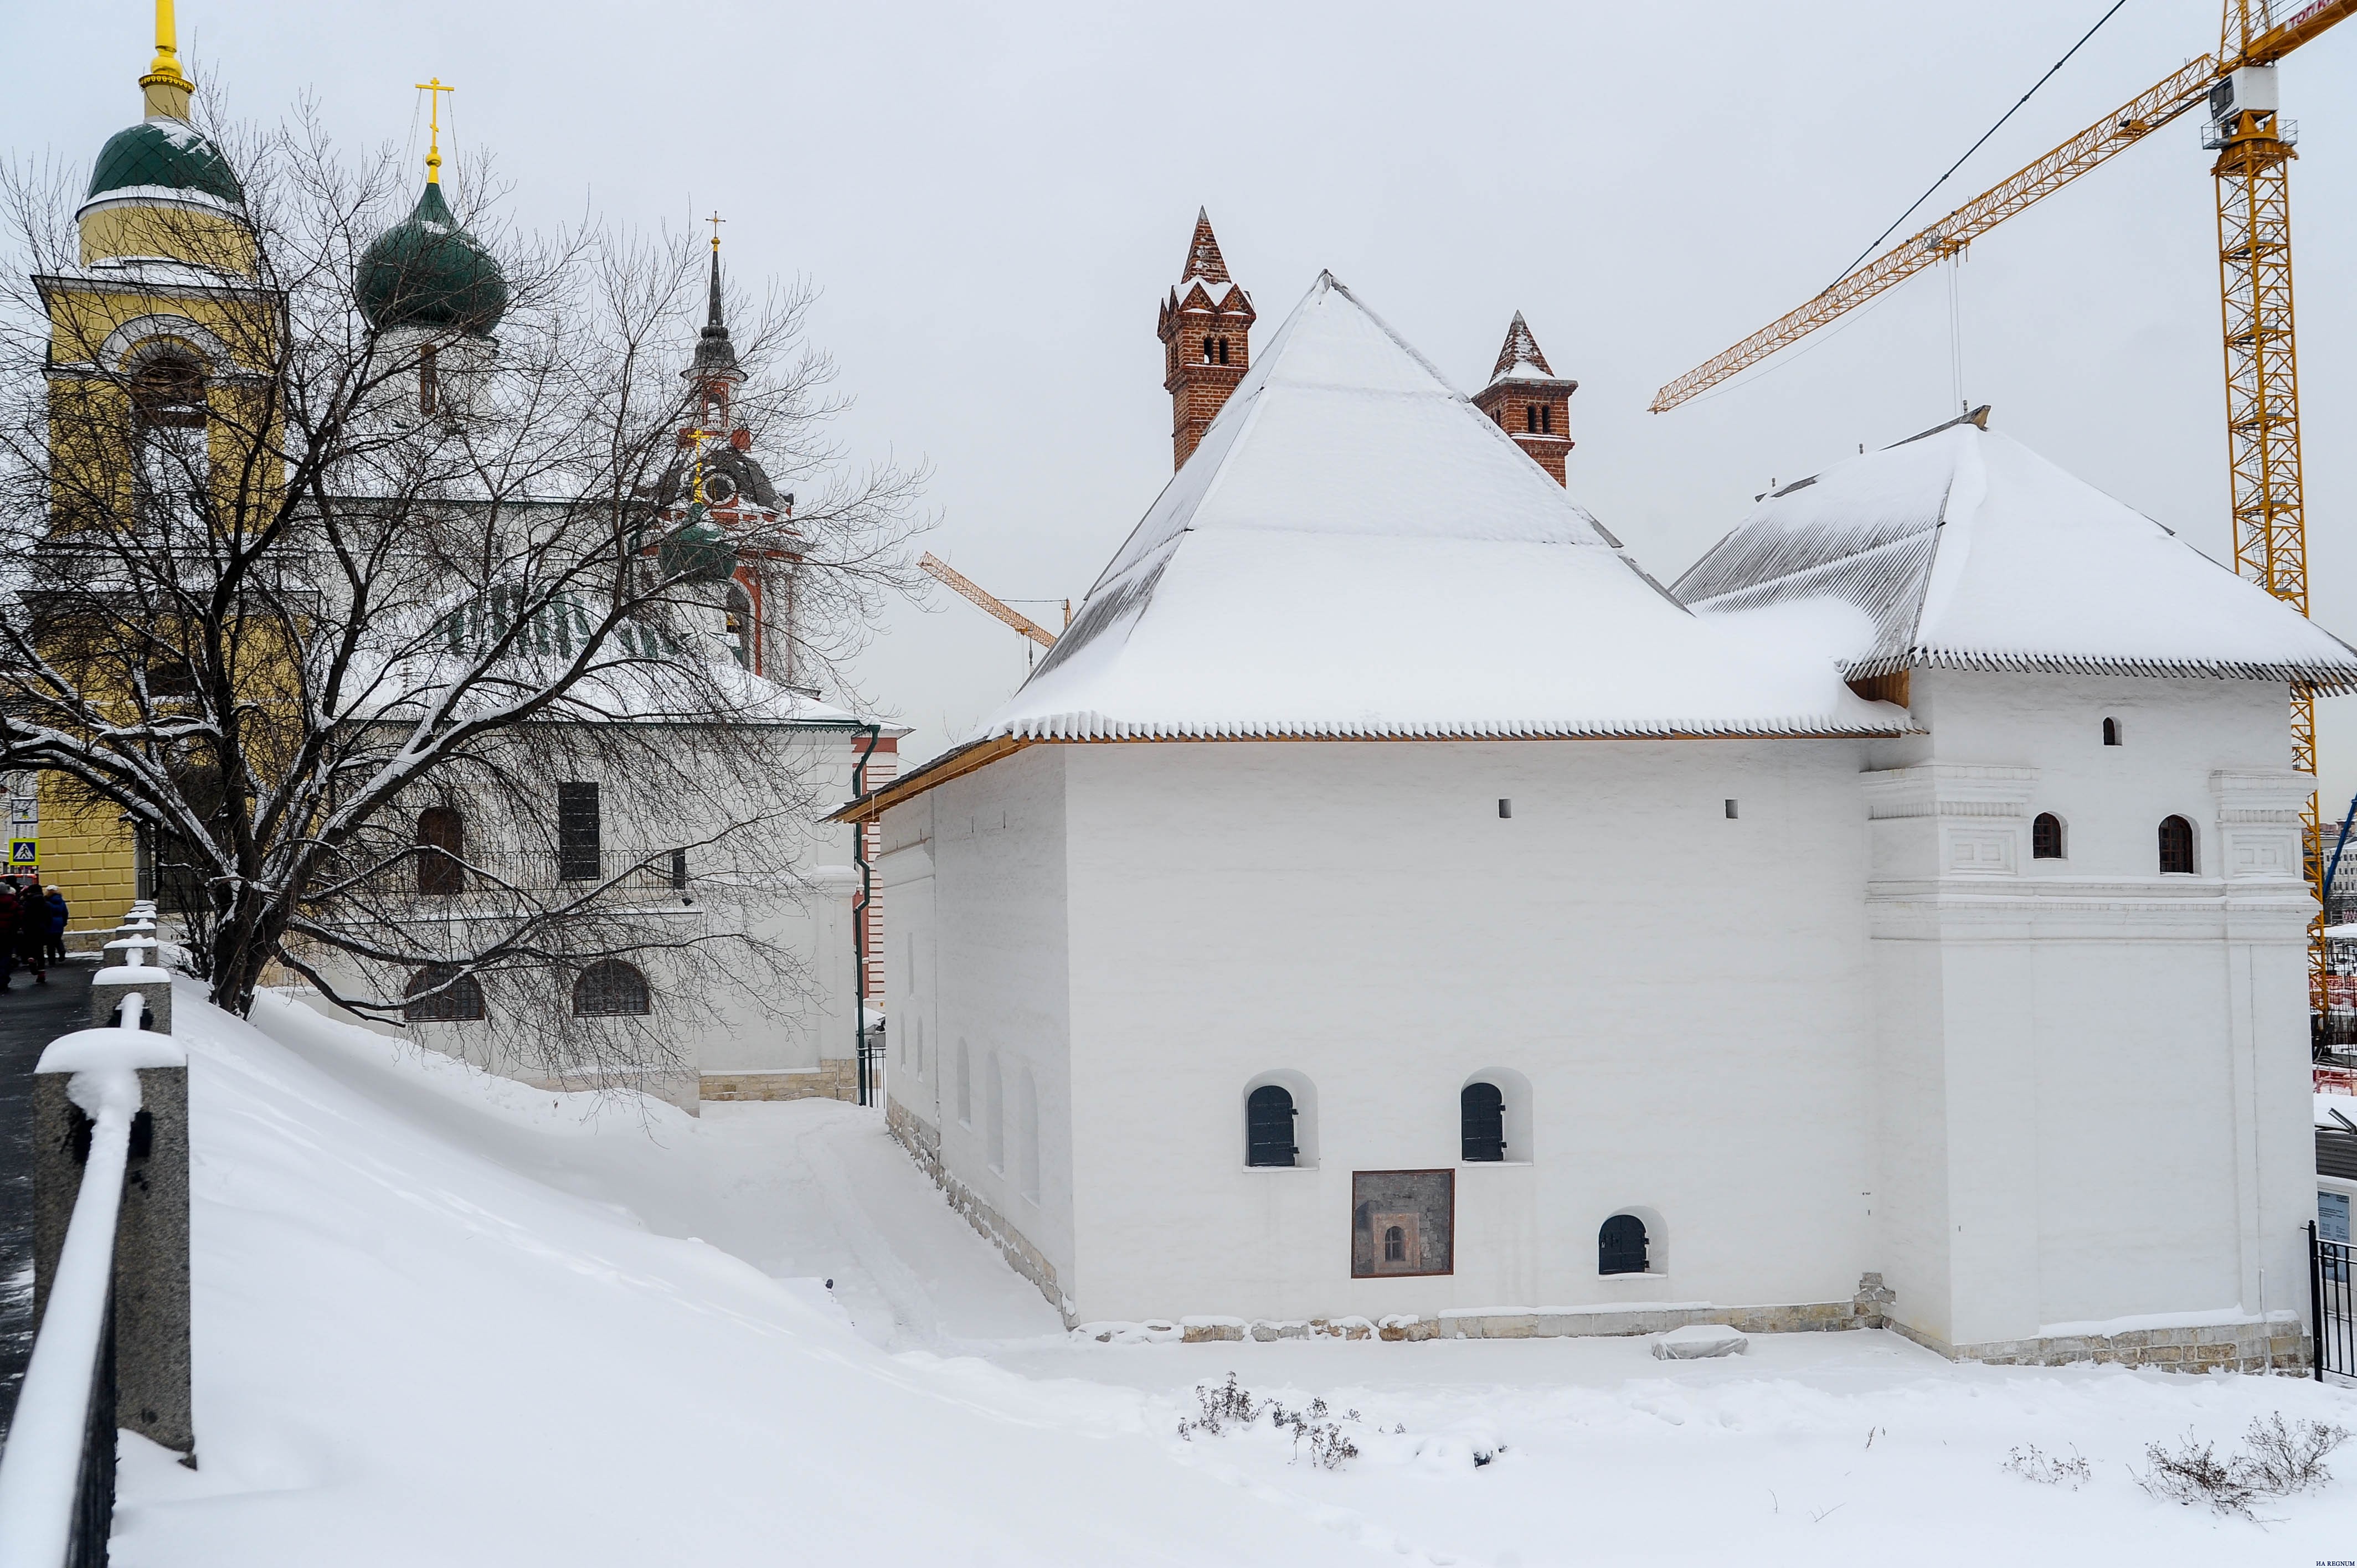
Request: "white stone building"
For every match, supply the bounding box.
[850,273,2355,1368]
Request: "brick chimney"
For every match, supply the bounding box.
[1157,209,1255,470]
[1470,312,1577,486]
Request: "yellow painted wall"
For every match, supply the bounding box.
[34,775,137,933]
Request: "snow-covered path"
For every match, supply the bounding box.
[112,985,2357,1565]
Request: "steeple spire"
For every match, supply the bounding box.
[1491,311,1555,380]
[689,225,740,388]
[1181,207,1231,285]
[141,0,193,120]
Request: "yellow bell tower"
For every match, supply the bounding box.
[22,2,277,937]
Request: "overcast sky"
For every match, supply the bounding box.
[11,0,2357,804]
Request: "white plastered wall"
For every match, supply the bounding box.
[1866,673,2315,1349]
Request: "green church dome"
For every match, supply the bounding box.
[85,118,244,208]
[356,179,509,337]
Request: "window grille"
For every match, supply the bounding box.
[1599,1214,1648,1275]
[572,960,650,1017]
[1383,1226,1406,1262]
[1246,1084,1296,1167]
[557,782,600,881]
[1460,1082,1506,1162]
[415,806,465,895]
[2158,814,2195,875]
[404,963,485,1023]
[2032,813,2064,860]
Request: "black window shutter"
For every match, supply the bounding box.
[1461,1082,1505,1162]
[1246,1085,1296,1168]
[1599,1214,1648,1275]
[558,782,601,882]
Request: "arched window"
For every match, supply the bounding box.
[1016,1065,1040,1201]
[724,581,754,670]
[2158,814,2196,875]
[2032,812,2064,860]
[985,1054,1006,1172]
[1203,335,1216,363]
[1218,338,1230,365]
[1461,1081,1506,1162]
[1539,404,1553,434]
[1383,1225,1406,1262]
[415,805,465,895]
[1524,405,1539,432]
[404,963,485,1023]
[572,960,650,1017]
[1599,1214,1649,1276]
[1246,1084,1297,1168]
[2102,716,2121,746]
[129,347,208,525]
[419,343,440,416]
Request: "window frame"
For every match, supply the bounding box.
[2158,813,2197,875]
[2031,812,2066,861]
[572,958,651,1017]
[557,781,601,883]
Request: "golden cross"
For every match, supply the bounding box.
[415,78,455,182]
[707,210,726,254]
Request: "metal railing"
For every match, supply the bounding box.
[0,993,145,1565]
[2311,1221,2355,1381]
[0,905,191,1566]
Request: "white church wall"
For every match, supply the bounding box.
[1056,737,1881,1326]
[1865,673,2314,1355]
[883,746,1076,1314]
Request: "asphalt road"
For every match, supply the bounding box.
[0,957,96,1440]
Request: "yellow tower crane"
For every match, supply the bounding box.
[919,553,1068,666]
[1651,0,2356,1023]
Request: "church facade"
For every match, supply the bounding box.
[850,218,2346,1369]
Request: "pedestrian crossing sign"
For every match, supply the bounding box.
[9,838,35,868]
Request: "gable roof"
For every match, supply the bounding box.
[975,273,1899,745]
[1674,412,2357,687]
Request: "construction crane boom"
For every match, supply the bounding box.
[919,553,1058,649]
[1648,54,2219,414]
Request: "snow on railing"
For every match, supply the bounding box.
[0,1005,179,1566]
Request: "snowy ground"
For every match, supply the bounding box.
[109,984,2357,1565]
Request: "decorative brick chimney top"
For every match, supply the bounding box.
[1471,311,1578,487]
[1157,208,1255,471]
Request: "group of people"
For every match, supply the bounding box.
[0,877,67,988]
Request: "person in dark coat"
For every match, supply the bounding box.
[42,885,67,966]
[12,879,45,985]
[0,880,20,991]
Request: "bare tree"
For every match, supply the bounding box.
[0,95,925,1074]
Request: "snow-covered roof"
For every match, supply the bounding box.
[1674,414,2357,687]
[970,273,1900,745]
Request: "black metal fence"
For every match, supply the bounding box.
[67,1294,115,1568]
[2310,1221,2355,1380]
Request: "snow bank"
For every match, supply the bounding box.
[1652,1323,1749,1359]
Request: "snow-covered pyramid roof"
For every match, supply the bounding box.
[1674,413,2357,687]
[983,274,1898,742]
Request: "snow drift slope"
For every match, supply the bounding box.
[111,985,1408,1566]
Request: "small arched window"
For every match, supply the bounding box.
[2159,814,2196,875]
[1524,405,1539,432]
[1540,404,1553,434]
[419,343,440,416]
[1216,337,1230,365]
[2102,717,2121,746]
[572,959,650,1017]
[724,581,755,670]
[1599,1214,1649,1276]
[1461,1081,1506,1162]
[2032,812,2064,860]
[1383,1225,1407,1262]
[404,963,485,1023]
[1203,335,1216,363]
[415,805,465,896]
[1246,1084,1297,1168]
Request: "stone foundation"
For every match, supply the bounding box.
[701,1060,858,1103]
[886,1096,1071,1325]
[1888,1314,2310,1374]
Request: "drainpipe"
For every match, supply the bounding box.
[851,723,881,1107]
